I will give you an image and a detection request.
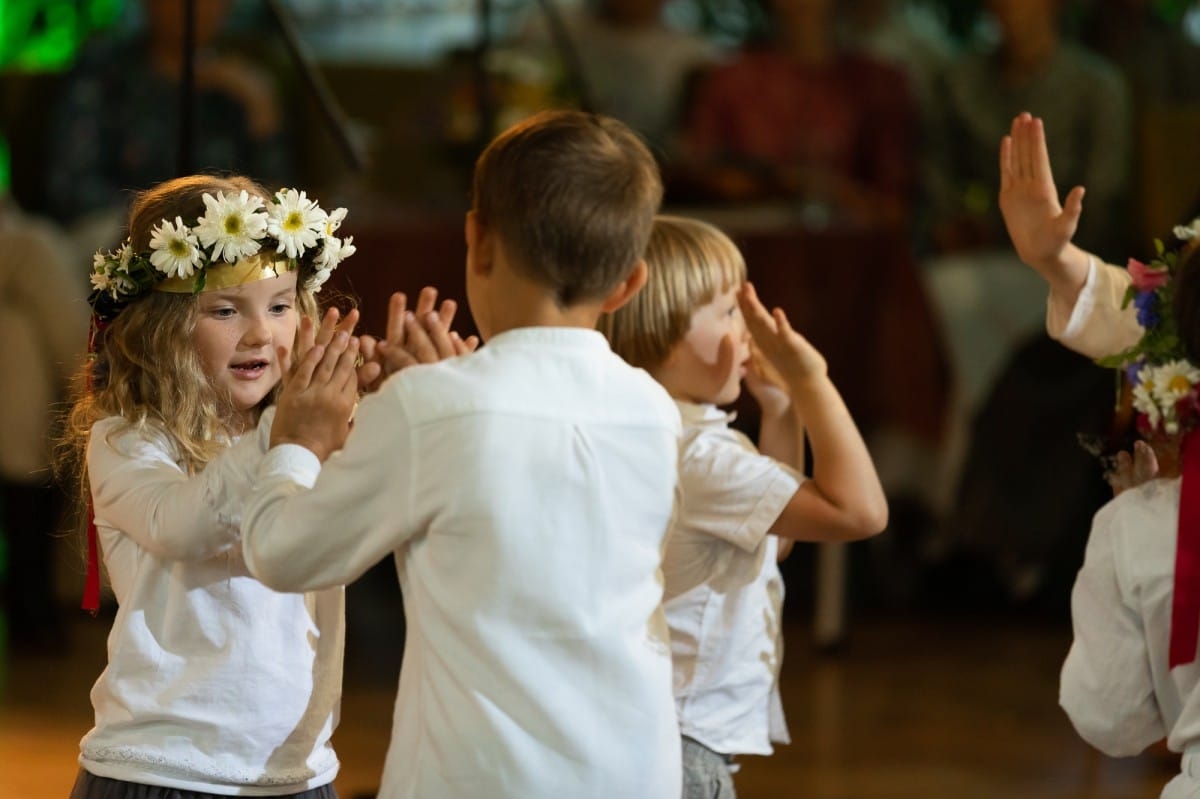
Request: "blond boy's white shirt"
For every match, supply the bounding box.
[666,400,802,757]
[1047,256,1141,359]
[243,327,683,799]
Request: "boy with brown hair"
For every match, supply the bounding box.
[241,110,682,799]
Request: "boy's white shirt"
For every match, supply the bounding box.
[242,327,684,799]
[1060,478,1200,799]
[1046,255,1141,359]
[666,400,802,756]
[84,407,344,795]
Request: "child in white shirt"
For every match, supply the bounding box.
[57,174,363,798]
[600,214,889,797]
[241,110,683,799]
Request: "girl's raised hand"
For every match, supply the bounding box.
[272,331,361,461]
[998,112,1085,279]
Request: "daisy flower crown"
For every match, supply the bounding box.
[89,188,356,322]
[1097,219,1200,437]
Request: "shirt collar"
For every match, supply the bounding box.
[675,399,737,427]
[484,326,612,352]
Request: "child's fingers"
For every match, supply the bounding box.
[422,312,458,359]
[1031,116,1055,184]
[437,298,458,331]
[313,332,351,385]
[289,343,326,392]
[313,307,342,349]
[999,134,1012,192]
[334,337,362,394]
[376,339,418,372]
[356,359,383,392]
[771,307,796,337]
[1132,439,1160,484]
[334,307,361,337]
[454,333,480,355]
[294,315,317,366]
[413,286,439,320]
[737,282,778,340]
[1062,185,1086,226]
[385,292,408,347]
[403,314,440,363]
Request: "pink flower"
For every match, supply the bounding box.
[1128,257,1170,291]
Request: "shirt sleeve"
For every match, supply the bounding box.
[1060,498,1164,756]
[242,383,419,592]
[680,431,803,553]
[1047,256,1141,360]
[87,412,273,562]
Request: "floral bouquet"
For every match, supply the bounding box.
[1097,221,1200,439]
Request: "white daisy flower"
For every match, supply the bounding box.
[149,216,202,279]
[116,242,134,273]
[1175,217,1200,241]
[195,190,268,263]
[1132,380,1162,430]
[323,207,348,236]
[312,235,356,275]
[268,189,326,259]
[108,271,137,299]
[90,262,111,293]
[1151,359,1200,406]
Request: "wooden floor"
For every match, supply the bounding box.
[0,591,1174,799]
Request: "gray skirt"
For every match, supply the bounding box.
[68,770,339,799]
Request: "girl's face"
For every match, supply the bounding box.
[192,270,299,431]
[660,285,751,406]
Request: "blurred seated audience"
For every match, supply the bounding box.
[919,0,1132,605]
[511,0,719,156]
[0,190,88,652]
[837,0,955,138]
[44,0,296,252]
[1075,0,1200,109]
[670,0,917,234]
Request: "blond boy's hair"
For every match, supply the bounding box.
[601,215,746,371]
[472,110,662,305]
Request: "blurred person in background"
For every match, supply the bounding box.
[44,0,296,255]
[0,189,88,653]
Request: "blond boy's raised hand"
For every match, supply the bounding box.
[998,112,1090,296]
[738,282,827,389]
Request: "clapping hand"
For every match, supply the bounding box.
[357,287,479,393]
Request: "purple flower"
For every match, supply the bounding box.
[1134,290,1161,328]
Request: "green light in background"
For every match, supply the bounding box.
[0,135,9,193]
[0,0,123,71]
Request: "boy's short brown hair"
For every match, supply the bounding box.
[472,110,662,305]
[601,214,746,371]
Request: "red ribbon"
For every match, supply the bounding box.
[82,507,101,615]
[1171,428,1200,667]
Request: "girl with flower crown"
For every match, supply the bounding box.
[1002,112,1200,797]
[55,173,370,799]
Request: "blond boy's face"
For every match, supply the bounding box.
[663,286,751,407]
